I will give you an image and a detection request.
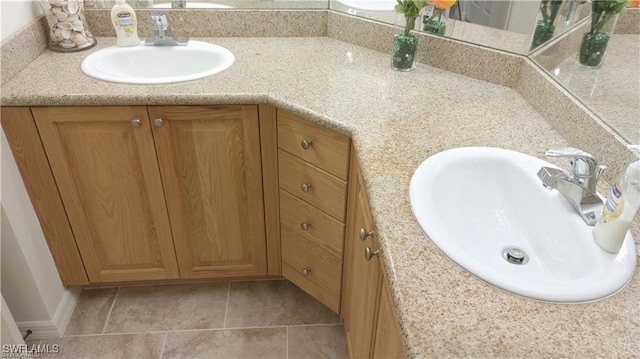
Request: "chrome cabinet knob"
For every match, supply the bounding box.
[301,140,312,149]
[153,118,164,127]
[301,183,312,193]
[364,247,380,261]
[301,222,310,231]
[131,118,142,128]
[359,228,374,241]
[301,267,311,276]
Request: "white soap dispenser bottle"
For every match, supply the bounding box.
[593,145,640,253]
[111,0,140,47]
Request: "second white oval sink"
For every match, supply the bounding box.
[81,41,235,84]
[409,147,636,303]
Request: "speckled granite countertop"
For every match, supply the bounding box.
[2,37,639,357]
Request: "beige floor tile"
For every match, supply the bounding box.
[104,282,228,333]
[225,280,340,328]
[288,324,348,359]
[162,328,286,359]
[65,287,118,336]
[38,333,164,359]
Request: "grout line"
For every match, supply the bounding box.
[229,277,286,283]
[62,324,336,338]
[62,331,150,338]
[223,281,231,328]
[285,323,343,328]
[159,332,168,359]
[101,286,120,334]
[145,326,290,335]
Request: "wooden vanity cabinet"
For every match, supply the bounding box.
[32,106,180,283]
[14,105,267,284]
[341,151,405,358]
[147,106,267,279]
[372,279,406,358]
[342,151,382,358]
[276,109,350,313]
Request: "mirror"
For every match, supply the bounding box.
[329,0,590,54]
[83,0,635,144]
[530,7,639,144]
[84,0,329,9]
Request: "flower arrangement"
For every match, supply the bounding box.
[579,0,628,67]
[423,0,458,35]
[394,0,429,36]
[590,0,628,34]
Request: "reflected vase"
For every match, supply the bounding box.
[423,9,446,35]
[391,34,418,72]
[530,20,555,49]
[578,12,619,68]
[38,0,97,52]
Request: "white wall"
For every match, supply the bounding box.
[1,2,80,337]
[1,295,24,346]
[0,0,43,42]
[1,129,80,339]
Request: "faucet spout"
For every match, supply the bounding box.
[145,12,189,46]
[537,166,605,225]
[538,147,607,225]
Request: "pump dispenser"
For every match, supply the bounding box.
[593,145,640,253]
[111,0,140,47]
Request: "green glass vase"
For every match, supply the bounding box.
[422,8,447,36]
[530,20,555,50]
[391,34,418,72]
[578,31,611,68]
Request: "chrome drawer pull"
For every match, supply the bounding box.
[301,267,311,276]
[360,228,374,241]
[301,183,312,193]
[301,222,310,231]
[301,140,312,149]
[364,247,380,261]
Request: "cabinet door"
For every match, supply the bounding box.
[32,106,180,283]
[148,106,267,278]
[373,279,406,358]
[342,153,382,358]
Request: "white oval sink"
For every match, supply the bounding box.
[81,41,235,84]
[410,147,636,303]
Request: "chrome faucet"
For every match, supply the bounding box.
[537,147,607,225]
[145,12,189,46]
[171,0,187,8]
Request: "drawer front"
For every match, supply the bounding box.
[280,189,345,258]
[277,110,350,180]
[281,226,342,313]
[278,150,347,221]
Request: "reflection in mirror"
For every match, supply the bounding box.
[531,7,639,144]
[330,0,589,54]
[84,0,329,9]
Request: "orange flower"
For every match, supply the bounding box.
[433,0,457,9]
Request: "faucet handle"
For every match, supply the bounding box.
[544,147,600,178]
[151,12,170,29]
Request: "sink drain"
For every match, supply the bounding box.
[503,248,529,265]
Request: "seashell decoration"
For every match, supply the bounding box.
[38,0,96,52]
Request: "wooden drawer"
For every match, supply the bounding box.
[281,226,342,313]
[278,150,348,221]
[277,109,350,180]
[279,189,345,258]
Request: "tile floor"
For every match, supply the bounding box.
[32,279,348,359]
